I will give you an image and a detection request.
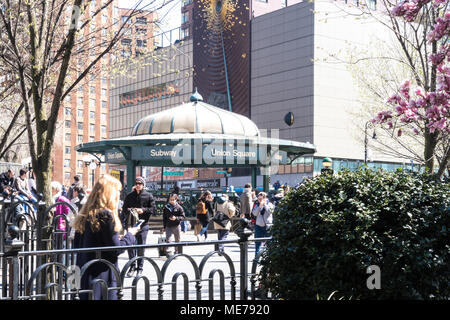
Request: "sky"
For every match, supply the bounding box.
[118,0,182,32]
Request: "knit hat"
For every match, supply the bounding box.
[135,176,145,186]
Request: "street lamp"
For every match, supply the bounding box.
[82,154,98,188]
[321,157,334,175]
[364,121,377,164]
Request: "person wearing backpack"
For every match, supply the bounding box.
[252,192,273,258]
[212,194,236,252]
[67,175,81,200]
[196,191,213,241]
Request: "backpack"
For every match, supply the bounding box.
[196,201,207,215]
[212,211,230,228]
[126,208,139,228]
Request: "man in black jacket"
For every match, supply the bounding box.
[0,169,15,196]
[122,176,156,277]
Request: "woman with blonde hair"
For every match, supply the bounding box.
[73,174,139,300]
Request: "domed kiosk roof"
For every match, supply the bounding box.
[75,90,316,178]
[131,90,260,137]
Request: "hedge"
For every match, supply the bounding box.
[259,168,449,299]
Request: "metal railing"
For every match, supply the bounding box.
[0,198,272,300]
[0,237,271,300]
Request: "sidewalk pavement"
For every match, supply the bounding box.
[118,229,262,300]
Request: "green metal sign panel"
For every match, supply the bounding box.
[163,172,184,176]
[130,143,273,167]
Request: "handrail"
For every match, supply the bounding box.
[0,237,272,258]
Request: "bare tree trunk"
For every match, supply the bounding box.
[423,129,438,174]
[437,145,450,178]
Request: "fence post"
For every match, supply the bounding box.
[5,225,25,300]
[36,200,46,252]
[236,218,253,300]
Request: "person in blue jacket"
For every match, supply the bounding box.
[73,174,139,300]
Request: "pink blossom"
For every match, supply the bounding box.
[400,80,411,99]
[429,52,446,66]
[404,108,416,118]
[377,0,449,138]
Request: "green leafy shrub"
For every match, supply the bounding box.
[259,169,449,299]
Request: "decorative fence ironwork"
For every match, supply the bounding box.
[0,197,272,300]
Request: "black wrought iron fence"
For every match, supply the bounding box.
[0,237,271,300]
[1,198,272,300]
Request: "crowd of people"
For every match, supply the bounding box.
[1,169,287,300]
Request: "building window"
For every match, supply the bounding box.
[121,38,131,46]
[77,122,83,130]
[65,172,71,181]
[121,49,131,58]
[121,16,130,24]
[136,17,147,25]
[136,39,147,47]
[77,109,83,118]
[77,97,83,105]
[182,12,189,24]
[181,27,190,39]
[89,136,95,142]
[368,0,376,10]
[65,107,71,116]
[136,28,147,36]
[65,147,71,154]
[77,135,83,143]
[101,88,107,98]
[90,124,95,132]
[65,120,71,128]
[64,159,71,167]
[90,86,96,94]
[77,160,83,169]
[102,100,107,108]
[101,77,107,86]
[101,113,107,122]
[90,98,96,108]
[101,125,107,134]
[90,111,96,120]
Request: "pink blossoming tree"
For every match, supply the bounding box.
[372,0,449,177]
